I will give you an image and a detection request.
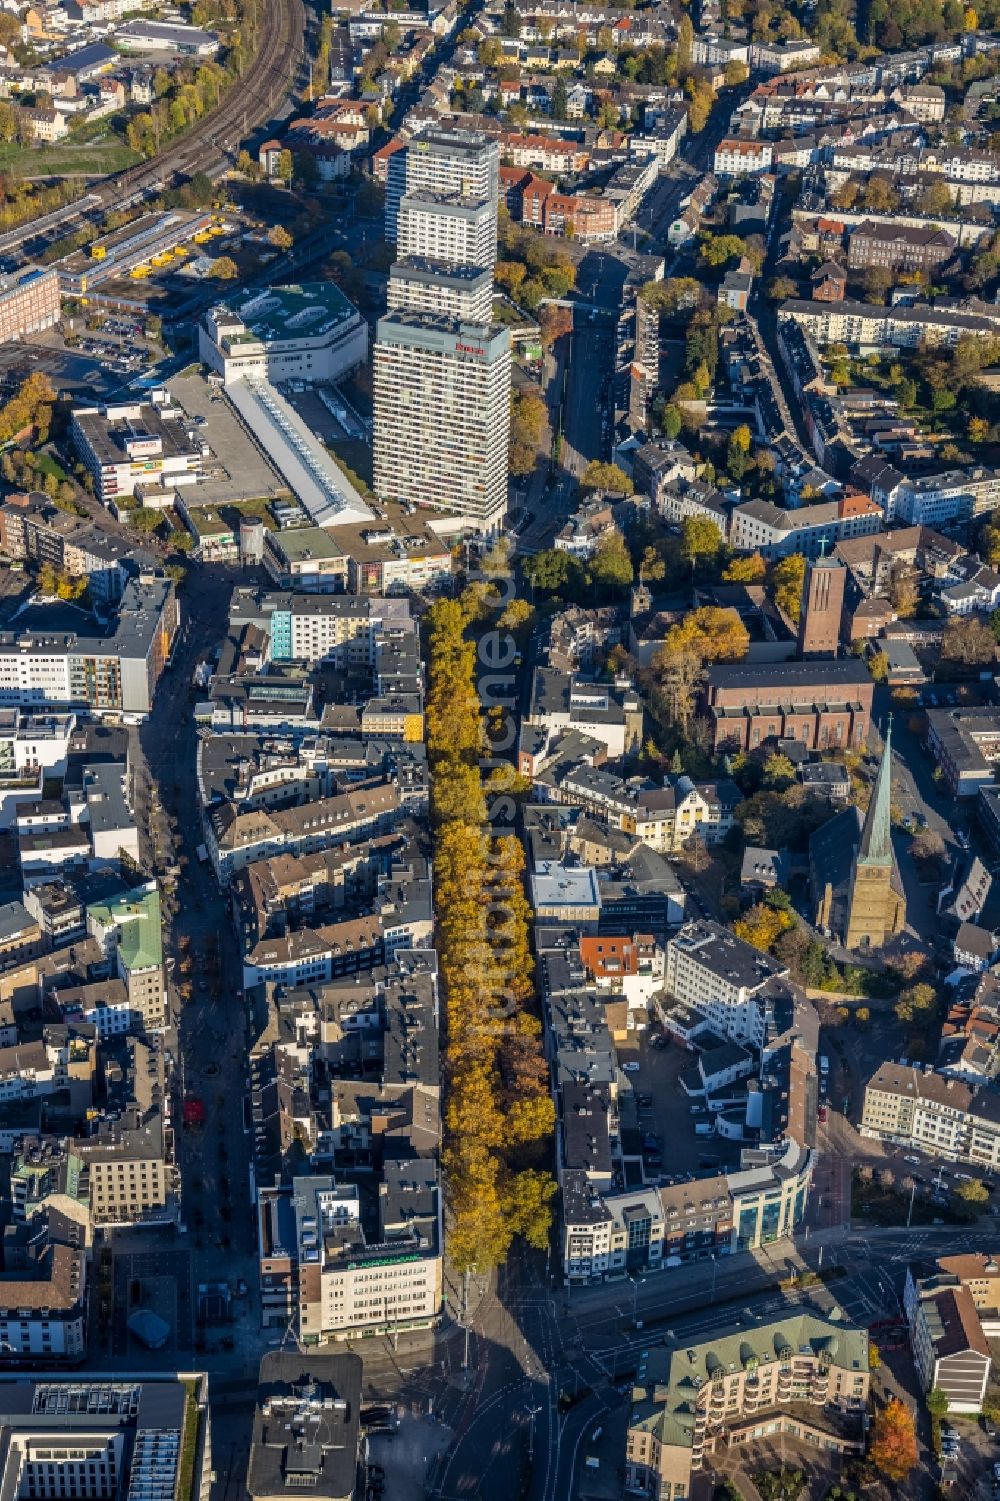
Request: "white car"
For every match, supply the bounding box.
[622,1061,640,1074]
[904,1155,921,1164]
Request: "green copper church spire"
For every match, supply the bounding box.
[857,715,894,866]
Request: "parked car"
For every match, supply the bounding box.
[623,1061,640,1074]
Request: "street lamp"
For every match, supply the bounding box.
[629,1272,646,1326]
[524,1402,542,1465]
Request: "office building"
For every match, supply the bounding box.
[396,193,496,270]
[562,1137,813,1282]
[71,400,205,504]
[662,920,787,1048]
[904,1265,991,1413]
[198,283,368,388]
[0,1376,212,1501]
[372,313,511,527]
[626,1312,869,1501]
[387,257,494,321]
[257,1172,442,1343]
[248,1354,361,1501]
[0,268,60,344]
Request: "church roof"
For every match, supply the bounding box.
[857,719,893,867]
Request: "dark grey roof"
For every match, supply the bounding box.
[249,1354,363,1501]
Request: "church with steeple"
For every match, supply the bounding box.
[809,719,906,951]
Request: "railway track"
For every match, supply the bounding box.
[96,0,306,206]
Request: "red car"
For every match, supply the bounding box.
[818,1106,828,1123]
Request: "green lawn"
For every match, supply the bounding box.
[33,453,68,481]
[0,140,142,178]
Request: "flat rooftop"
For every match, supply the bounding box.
[221,283,360,345]
[225,380,373,528]
[531,861,601,911]
[72,401,202,467]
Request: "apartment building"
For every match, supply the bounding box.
[0,1209,87,1360]
[385,126,499,242]
[0,267,60,343]
[904,1266,991,1413]
[713,139,775,177]
[387,257,494,321]
[552,765,739,852]
[396,193,496,269]
[729,494,883,560]
[208,781,402,883]
[861,1061,1000,1169]
[243,915,385,989]
[86,883,165,1030]
[228,589,415,669]
[372,314,511,528]
[0,575,178,719]
[847,221,956,275]
[0,493,133,603]
[781,297,1000,352]
[662,921,787,1048]
[626,1312,868,1501]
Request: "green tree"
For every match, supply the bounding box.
[590,532,634,595]
[660,404,683,440]
[763,753,796,790]
[523,549,583,598]
[767,274,798,301]
[926,1389,949,1420]
[681,515,724,569]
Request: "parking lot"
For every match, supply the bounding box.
[168,369,291,505]
[617,1029,745,1186]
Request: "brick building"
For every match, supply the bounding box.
[705,658,874,751]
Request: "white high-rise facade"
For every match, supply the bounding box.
[387,258,494,322]
[375,127,510,530]
[385,128,500,243]
[397,193,497,270]
[372,314,511,527]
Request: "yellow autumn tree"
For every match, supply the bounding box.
[770,554,807,623]
[723,552,767,583]
[733,902,795,953]
[661,606,750,664]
